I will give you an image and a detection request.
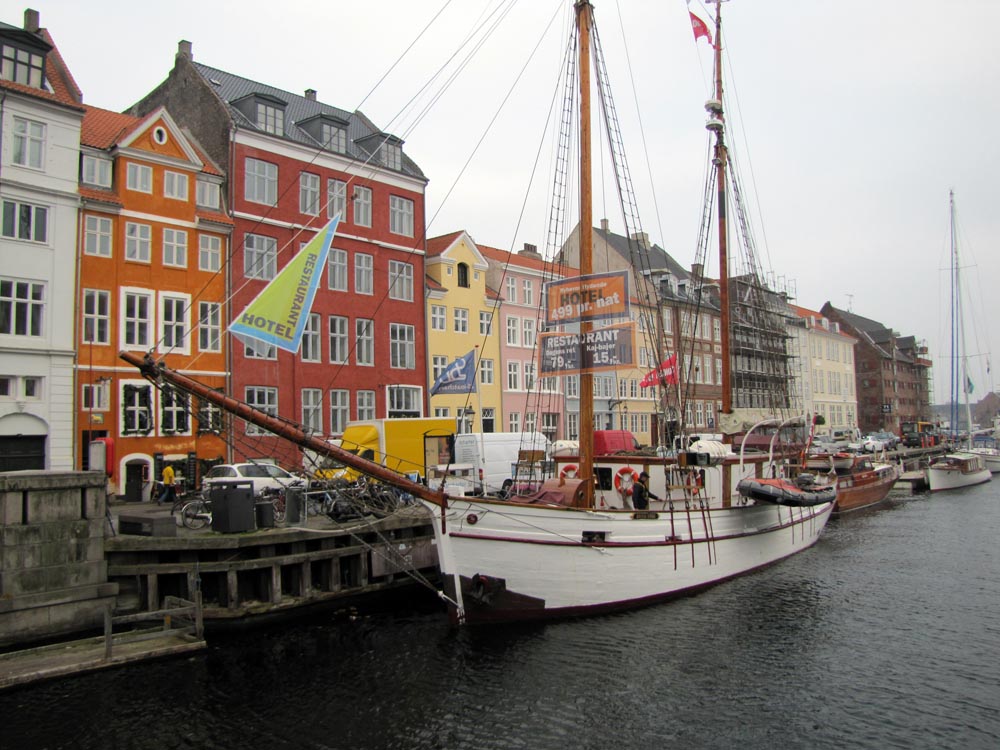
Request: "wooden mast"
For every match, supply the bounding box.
[576,0,594,507]
[710,1,732,420]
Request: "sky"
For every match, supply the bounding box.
[25,0,1000,406]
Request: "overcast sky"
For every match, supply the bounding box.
[31,0,1000,406]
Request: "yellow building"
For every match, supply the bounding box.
[425,231,503,432]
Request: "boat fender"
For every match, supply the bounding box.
[614,467,639,495]
[467,513,479,525]
[559,464,578,479]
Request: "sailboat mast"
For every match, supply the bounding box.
[951,190,974,444]
[711,1,732,418]
[576,0,594,505]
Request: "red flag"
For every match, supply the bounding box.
[689,11,713,45]
[640,355,678,388]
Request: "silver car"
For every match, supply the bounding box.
[202,462,301,497]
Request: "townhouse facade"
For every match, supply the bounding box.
[787,305,859,435]
[0,10,84,471]
[821,302,932,435]
[77,104,231,496]
[425,231,503,433]
[130,41,428,470]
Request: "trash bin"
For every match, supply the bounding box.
[285,486,304,525]
[255,501,275,529]
[210,481,255,533]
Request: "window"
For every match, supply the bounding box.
[430,305,446,331]
[457,262,470,288]
[82,381,109,411]
[353,185,371,227]
[198,398,223,434]
[245,158,277,205]
[122,383,153,435]
[506,317,519,346]
[327,248,348,291]
[522,318,535,348]
[245,339,277,359]
[125,222,151,262]
[256,102,284,135]
[163,228,188,267]
[453,308,469,333]
[356,319,374,366]
[1,200,47,243]
[506,277,517,303]
[382,143,402,170]
[355,253,373,294]
[199,234,221,272]
[122,290,152,347]
[431,355,447,383]
[2,43,45,87]
[245,387,278,435]
[357,390,375,421]
[198,302,221,352]
[329,390,349,433]
[507,362,520,390]
[164,171,188,200]
[245,233,277,279]
[161,295,189,351]
[479,311,492,336]
[522,279,533,306]
[388,260,413,301]
[82,289,110,344]
[480,359,494,385]
[12,117,44,169]
[565,374,579,398]
[389,195,414,237]
[82,155,112,188]
[84,215,112,257]
[302,388,323,433]
[508,412,521,433]
[161,387,190,433]
[196,179,220,209]
[327,179,347,220]
[322,123,347,154]
[390,323,415,369]
[387,385,421,418]
[0,279,44,337]
[524,362,536,391]
[300,172,320,215]
[329,315,349,363]
[126,163,152,193]
[301,313,321,362]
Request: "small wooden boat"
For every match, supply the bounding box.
[925,452,992,493]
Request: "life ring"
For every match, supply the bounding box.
[614,467,639,494]
[559,464,578,479]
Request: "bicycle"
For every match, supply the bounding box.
[180,496,212,530]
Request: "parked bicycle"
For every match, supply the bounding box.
[179,496,212,530]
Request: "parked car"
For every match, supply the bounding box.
[870,430,899,450]
[808,435,840,454]
[202,462,303,497]
[859,435,887,453]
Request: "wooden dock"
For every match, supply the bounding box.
[0,596,205,691]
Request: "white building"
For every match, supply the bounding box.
[0,10,83,469]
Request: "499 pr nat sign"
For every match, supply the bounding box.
[543,271,630,326]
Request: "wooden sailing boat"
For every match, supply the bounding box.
[121,1,833,625]
[927,191,992,492]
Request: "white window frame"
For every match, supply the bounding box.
[300,172,320,215]
[84,215,113,257]
[327,179,347,220]
[163,228,188,268]
[479,311,492,336]
[329,315,349,364]
[82,288,110,345]
[328,248,348,291]
[430,305,446,331]
[1,199,48,243]
[389,195,414,237]
[245,386,278,435]
[12,117,45,169]
[164,171,189,200]
[389,323,415,369]
[357,390,375,421]
[453,308,469,333]
[329,389,350,433]
[245,233,277,280]
[355,253,373,295]
[302,388,323,433]
[245,158,277,206]
[120,288,153,349]
[255,102,284,135]
[198,302,221,353]
[301,313,321,362]
[199,234,221,272]
[196,179,221,210]
[82,155,112,188]
[0,278,44,337]
[160,292,190,353]
[353,185,372,227]
[356,318,374,366]
[125,222,151,263]
[388,260,413,301]
[126,163,152,193]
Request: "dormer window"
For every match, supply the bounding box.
[81,155,112,188]
[196,178,221,210]
[256,102,284,135]
[381,143,402,170]
[1,43,45,89]
[321,123,346,154]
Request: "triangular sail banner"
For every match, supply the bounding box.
[640,354,678,388]
[230,215,341,354]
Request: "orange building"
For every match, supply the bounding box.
[77,105,232,498]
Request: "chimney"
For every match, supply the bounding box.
[305,89,317,101]
[691,263,704,280]
[24,9,40,32]
[177,40,193,62]
[630,231,649,249]
[520,242,540,258]
[600,218,609,232]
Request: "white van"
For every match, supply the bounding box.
[454,432,550,496]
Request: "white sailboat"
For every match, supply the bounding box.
[122,1,833,625]
[926,191,992,492]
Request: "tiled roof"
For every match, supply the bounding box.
[426,231,464,257]
[81,107,142,148]
[196,209,234,227]
[192,62,426,182]
[478,243,575,276]
[79,186,121,206]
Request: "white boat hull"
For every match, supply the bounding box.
[422,496,833,624]
[926,453,993,492]
[968,447,1000,474]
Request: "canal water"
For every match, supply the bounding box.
[4,482,999,749]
